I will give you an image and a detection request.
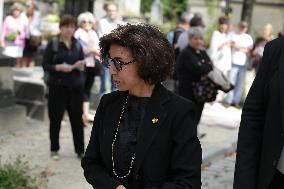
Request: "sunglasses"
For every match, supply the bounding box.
[82,20,93,24]
[103,56,136,71]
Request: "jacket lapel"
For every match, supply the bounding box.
[101,92,128,171]
[279,46,284,132]
[133,84,170,175]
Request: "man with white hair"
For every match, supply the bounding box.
[97,2,124,94]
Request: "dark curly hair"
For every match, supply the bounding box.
[99,23,174,85]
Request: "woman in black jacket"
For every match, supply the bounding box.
[81,24,202,189]
[42,15,85,160]
[176,27,213,128]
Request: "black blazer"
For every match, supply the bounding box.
[82,84,202,189]
[234,36,284,189]
[176,45,212,101]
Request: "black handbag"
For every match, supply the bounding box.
[192,75,219,102]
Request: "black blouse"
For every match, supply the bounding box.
[113,94,149,183]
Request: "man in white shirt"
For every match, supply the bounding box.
[225,21,253,108]
[97,3,124,94]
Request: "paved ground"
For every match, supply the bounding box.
[202,153,236,189]
[0,101,241,189]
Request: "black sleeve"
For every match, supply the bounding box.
[42,42,56,72]
[81,95,121,189]
[161,103,202,189]
[78,41,85,61]
[177,49,212,81]
[233,42,272,189]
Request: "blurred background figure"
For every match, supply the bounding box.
[172,12,192,59]
[225,21,253,109]
[176,27,214,138]
[21,1,42,67]
[97,2,124,95]
[169,11,192,93]
[250,23,274,73]
[208,16,232,102]
[177,13,205,52]
[0,2,26,67]
[74,12,101,126]
[42,15,85,160]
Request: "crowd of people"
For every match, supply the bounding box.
[1,1,284,189]
[0,1,41,67]
[169,13,276,137]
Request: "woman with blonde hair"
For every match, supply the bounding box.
[74,12,101,126]
[0,3,26,66]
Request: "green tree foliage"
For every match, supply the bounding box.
[41,0,65,6]
[141,0,187,21]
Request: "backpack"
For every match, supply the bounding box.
[166,30,174,45]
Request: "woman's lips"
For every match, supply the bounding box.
[113,80,120,86]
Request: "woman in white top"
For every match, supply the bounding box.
[208,16,231,75]
[21,1,42,67]
[208,16,231,102]
[74,12,101,125]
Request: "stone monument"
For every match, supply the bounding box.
[0,54,26,134]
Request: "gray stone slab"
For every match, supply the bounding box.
[0,67,14,91]
[0,105,26,134]
[0,54,16,67]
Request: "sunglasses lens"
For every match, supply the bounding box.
[104,58,122,71]
[113,60,122,71]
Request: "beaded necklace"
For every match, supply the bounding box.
[111,95,136,179]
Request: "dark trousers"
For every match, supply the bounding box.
[83,67,97,102]
[194,101,205,125]
[48,85,84,154]
[269,169,284,189]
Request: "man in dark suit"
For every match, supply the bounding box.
[234,36,284,189]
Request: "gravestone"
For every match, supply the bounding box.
[13,67,47,121]
[150,0,163,24]
[0,54,26,133]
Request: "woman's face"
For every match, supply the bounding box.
[108,44,144,93]
[60,24,75,39]
[81,20,94,31]
[189,36,204,50]
[262,25,273,40]
[27,6,35,16]
[219,23,229,33]
[11,9,21,18]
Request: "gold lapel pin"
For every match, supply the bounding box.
[152,118,158,124]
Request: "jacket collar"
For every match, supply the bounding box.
[133,83,170,175]
[101,84,171,176]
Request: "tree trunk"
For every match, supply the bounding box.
[64,0,95,16]
[241,0,255,32]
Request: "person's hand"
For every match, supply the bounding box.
[0,41,5,48]
[83,47,92,55]
[116,185,126,189]
[55,64,73,73]
[73,60,85,71]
